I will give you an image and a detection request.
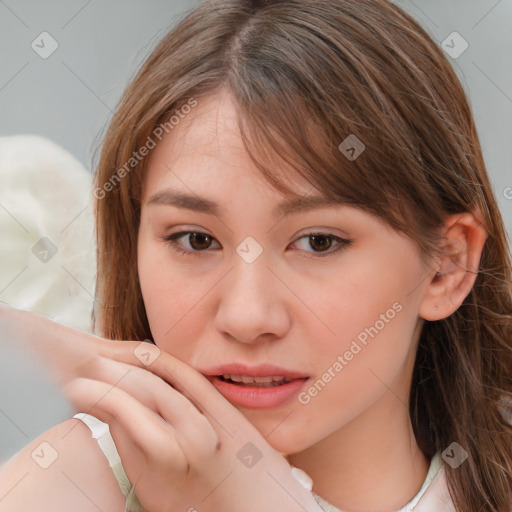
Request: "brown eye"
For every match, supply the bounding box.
[163,230,352,259]
[163,231,220,256]
[187,232,213,250]
[293,232,352,258]
[308,234,333,252]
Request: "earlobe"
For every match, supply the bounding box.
[419,212,488,321]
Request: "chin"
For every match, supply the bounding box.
[247,417,317,455]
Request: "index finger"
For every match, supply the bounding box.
[98,339,240,426]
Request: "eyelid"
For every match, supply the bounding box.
[161,229,352,259]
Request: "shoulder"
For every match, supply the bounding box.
[0,418,126,512]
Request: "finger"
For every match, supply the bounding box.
[95,340,253,441]
[98,340,238,414]
[136,349,249,431]
[65,377,188,473]
[69,364,220,463]
[88,357,212,434]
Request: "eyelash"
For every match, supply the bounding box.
[161,231,352,259]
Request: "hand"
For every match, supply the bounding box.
[0,302,323,511]
[65,346,324,512]
[0,301,105,387]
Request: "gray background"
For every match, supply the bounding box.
[0,0,510,236]
[0,0,201,171]
[0,0,511,461]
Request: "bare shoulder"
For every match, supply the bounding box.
[0,417,126,512]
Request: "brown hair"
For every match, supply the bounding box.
[92,0,512,510]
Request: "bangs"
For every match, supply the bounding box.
[219,76,445,265]
[229,79,415,234]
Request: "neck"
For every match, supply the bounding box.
[287,391,430,512]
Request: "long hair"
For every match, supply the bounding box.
[92,1,512,510]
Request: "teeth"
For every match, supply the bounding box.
[222,374,293,385]
[224,374,243,382]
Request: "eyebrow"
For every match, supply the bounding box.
[146,189,344,218]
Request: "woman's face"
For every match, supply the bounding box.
[137,90,432,455]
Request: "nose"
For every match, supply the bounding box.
[213,256,291,344]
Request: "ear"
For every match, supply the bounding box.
[419,211,488,321]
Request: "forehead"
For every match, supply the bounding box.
[141,90,320,200]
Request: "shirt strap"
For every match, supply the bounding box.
[73,413,146,512]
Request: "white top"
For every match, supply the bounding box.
[73,412,449,512]
[304,453,443,511]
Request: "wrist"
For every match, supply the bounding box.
[270,466,323,512]
[207,463,323,512]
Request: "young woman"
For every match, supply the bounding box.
[1,1,511,511]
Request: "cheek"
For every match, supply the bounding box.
[308,249,418,355]
[289,256,423,440]
[137,232,221,363]
[137,233,193,346]
[275,310,420,454]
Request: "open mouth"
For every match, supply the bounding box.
[209,374,310,409]
[217,374,297,387]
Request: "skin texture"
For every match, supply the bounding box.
[0,89,486,511]
[136,88,487,511]
[0,309,326,512]
[0,419,126,512]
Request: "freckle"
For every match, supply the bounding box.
[216,440,222,451]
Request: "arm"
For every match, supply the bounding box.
[0,303,324,512]
[0,418,126,512]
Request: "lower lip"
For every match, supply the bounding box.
[211,377,309,409]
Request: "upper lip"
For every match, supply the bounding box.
[201,363,309,380]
